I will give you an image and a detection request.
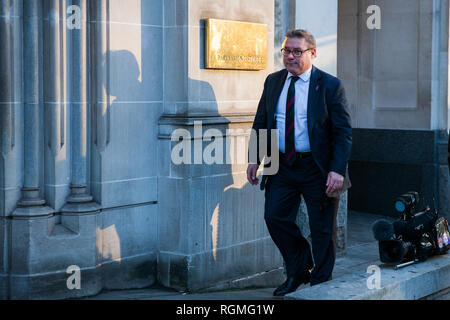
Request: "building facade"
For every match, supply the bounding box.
[0,0,448,299]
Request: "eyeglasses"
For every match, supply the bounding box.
[281,47,313,57]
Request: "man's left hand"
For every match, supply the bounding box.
[325,171,344,196]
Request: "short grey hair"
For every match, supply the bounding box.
[284,29,316,49]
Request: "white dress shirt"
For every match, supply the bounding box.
[275,67,312,153]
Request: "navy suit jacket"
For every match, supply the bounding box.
[249,65,352,190]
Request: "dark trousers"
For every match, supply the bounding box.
[264,153,337,285]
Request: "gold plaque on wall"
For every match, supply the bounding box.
[205,18,268,70]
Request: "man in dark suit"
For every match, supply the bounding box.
[247,29,352,296]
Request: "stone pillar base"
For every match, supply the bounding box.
[4,209,158,299]
[158,237,283,293]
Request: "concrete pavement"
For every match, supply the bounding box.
[82,211,449,300]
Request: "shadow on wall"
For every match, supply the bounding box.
[98,48,276,291]
[105,50,146,102]
[92,49,157,290]
[194,18,271,273]
[175,76,274,285]
[94,48,264,290]
[98,48,266,288]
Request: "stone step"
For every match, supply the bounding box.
[285,252,450,300]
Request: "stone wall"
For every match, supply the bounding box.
[348,129,449,220]
[157,0,285,292]
[338,0,449,219]
[0,0,162,299]
[0,0,351,299]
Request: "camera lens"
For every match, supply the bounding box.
[395,200,406,213]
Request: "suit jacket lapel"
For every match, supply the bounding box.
[267,69,288,129]
[307,65,321,137]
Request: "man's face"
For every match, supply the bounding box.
[282,37,316,75]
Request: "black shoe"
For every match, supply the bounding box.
[273,271,310,296]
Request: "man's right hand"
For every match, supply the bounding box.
[246,163,260,185]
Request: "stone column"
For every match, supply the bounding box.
[89,0,110,205]
[45,0,63,156]
[0,0,14,298]
[9,1,103,299]
[90,0,110,154]
[12,0,53,218]
[40,0,70,211]
[61,0,99,214]
[430,0,449,218]
[0,0,13,158]
[431,0,449,131]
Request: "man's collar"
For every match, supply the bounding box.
[288,67,312,82]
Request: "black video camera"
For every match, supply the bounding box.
[372,191,450,268]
